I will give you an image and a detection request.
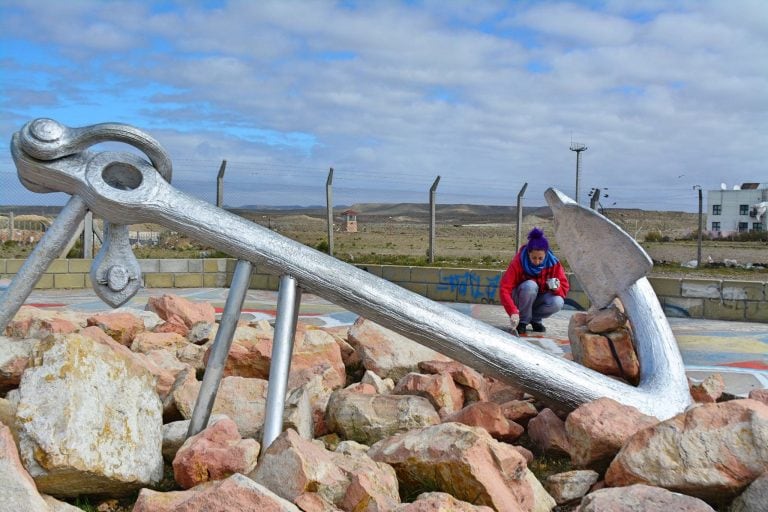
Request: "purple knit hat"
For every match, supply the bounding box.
[526,228,549,252]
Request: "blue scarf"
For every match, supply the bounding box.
[521,247,559,276]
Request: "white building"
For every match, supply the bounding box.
[706,183,768,236]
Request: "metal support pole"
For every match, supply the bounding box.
[216,160,227,208]
[187,259,253,438]
[262,274,301,450]
[428,176,440,264]
[83,210,94,259]
[0,196,87,331]
[8,212,13,242]
[326,168,334,256]
[516,182,528,251]
[695,185,703,268]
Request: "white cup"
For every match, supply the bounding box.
[546,278,560,290]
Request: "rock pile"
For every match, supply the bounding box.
[1,293,767,511]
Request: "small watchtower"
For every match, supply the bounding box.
[341,209,358,233]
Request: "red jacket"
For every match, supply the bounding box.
[499,247,570,316]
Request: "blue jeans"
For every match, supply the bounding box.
[512,279,564,323]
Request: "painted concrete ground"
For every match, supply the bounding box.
[9,286,768,397]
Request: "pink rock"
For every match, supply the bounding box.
[347,317,451,381]
[251,429,400,511]
[527,408,570,456]
[578,484,715,511]
[392,492,495,511]
[131,331,189,353]
[173,417,260,489]
[86,312,145,346]
[485,376,527,403]
[393,372,464,416]
[418,360,489,403]
[605,328,640,384]
[442,401,524,442]
[0,338,34,392]
[585,302,627,333]
[0,423,50,511]
[146,294,215,341]
[287,327,346,392]
[565,397,658,468]
[5,306,79,339]
[500,400,539,427]
[606,399,768,501]
[133,473,301,511]
[209,327,273,378]
[749,388,768,406]
[689,373,726,403]
[294,493,341,511]
[368,422,533,512]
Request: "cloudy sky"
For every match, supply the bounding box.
[1,0,766,211]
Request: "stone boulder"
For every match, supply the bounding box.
[577,484,715,511]
[346,317,451,381]
[606,399,768,502]
[86,311,145,346]
[418,360,489,403]
[173,417,260,489]
[0,336,36,392]
[326,388,440,445]
[4,306,82,339]
[0,423,50,511]
[565,397,658,469]
[527,408,570,456]
[14,333,163,497]
[146,294,215,343]
[393,372,464,416]
[133,473,302,511]
[729,471,768,512]
[392,492,495,511]
[368,422,533,512]
[442,401,524,442]
[544,470,599,505]
[250,429,400,511]
[173,375,269,439]
[162,414,229,462]
[690,373,726,403]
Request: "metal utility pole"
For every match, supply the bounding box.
[428,176,440,263]
[694,185,703,268]
[326,168,334,256]
[216,160,227,207]
[570,142,588,205]
[516,182,528,250]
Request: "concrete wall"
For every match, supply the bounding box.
[2,258,767,322]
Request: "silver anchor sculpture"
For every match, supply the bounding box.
[2,119,692,426]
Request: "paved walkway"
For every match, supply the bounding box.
[11,286,768,397]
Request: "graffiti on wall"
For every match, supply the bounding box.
[437,271,501,304]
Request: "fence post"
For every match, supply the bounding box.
[216,160,227,208]
[516,183,528,250]
[326,168,334,256]
[8,212,13,242]
[429,176,441,263]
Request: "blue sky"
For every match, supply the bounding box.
[1,0,766,211]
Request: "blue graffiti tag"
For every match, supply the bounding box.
[437,272,501,302]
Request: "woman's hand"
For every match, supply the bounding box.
[509,314,520,331]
